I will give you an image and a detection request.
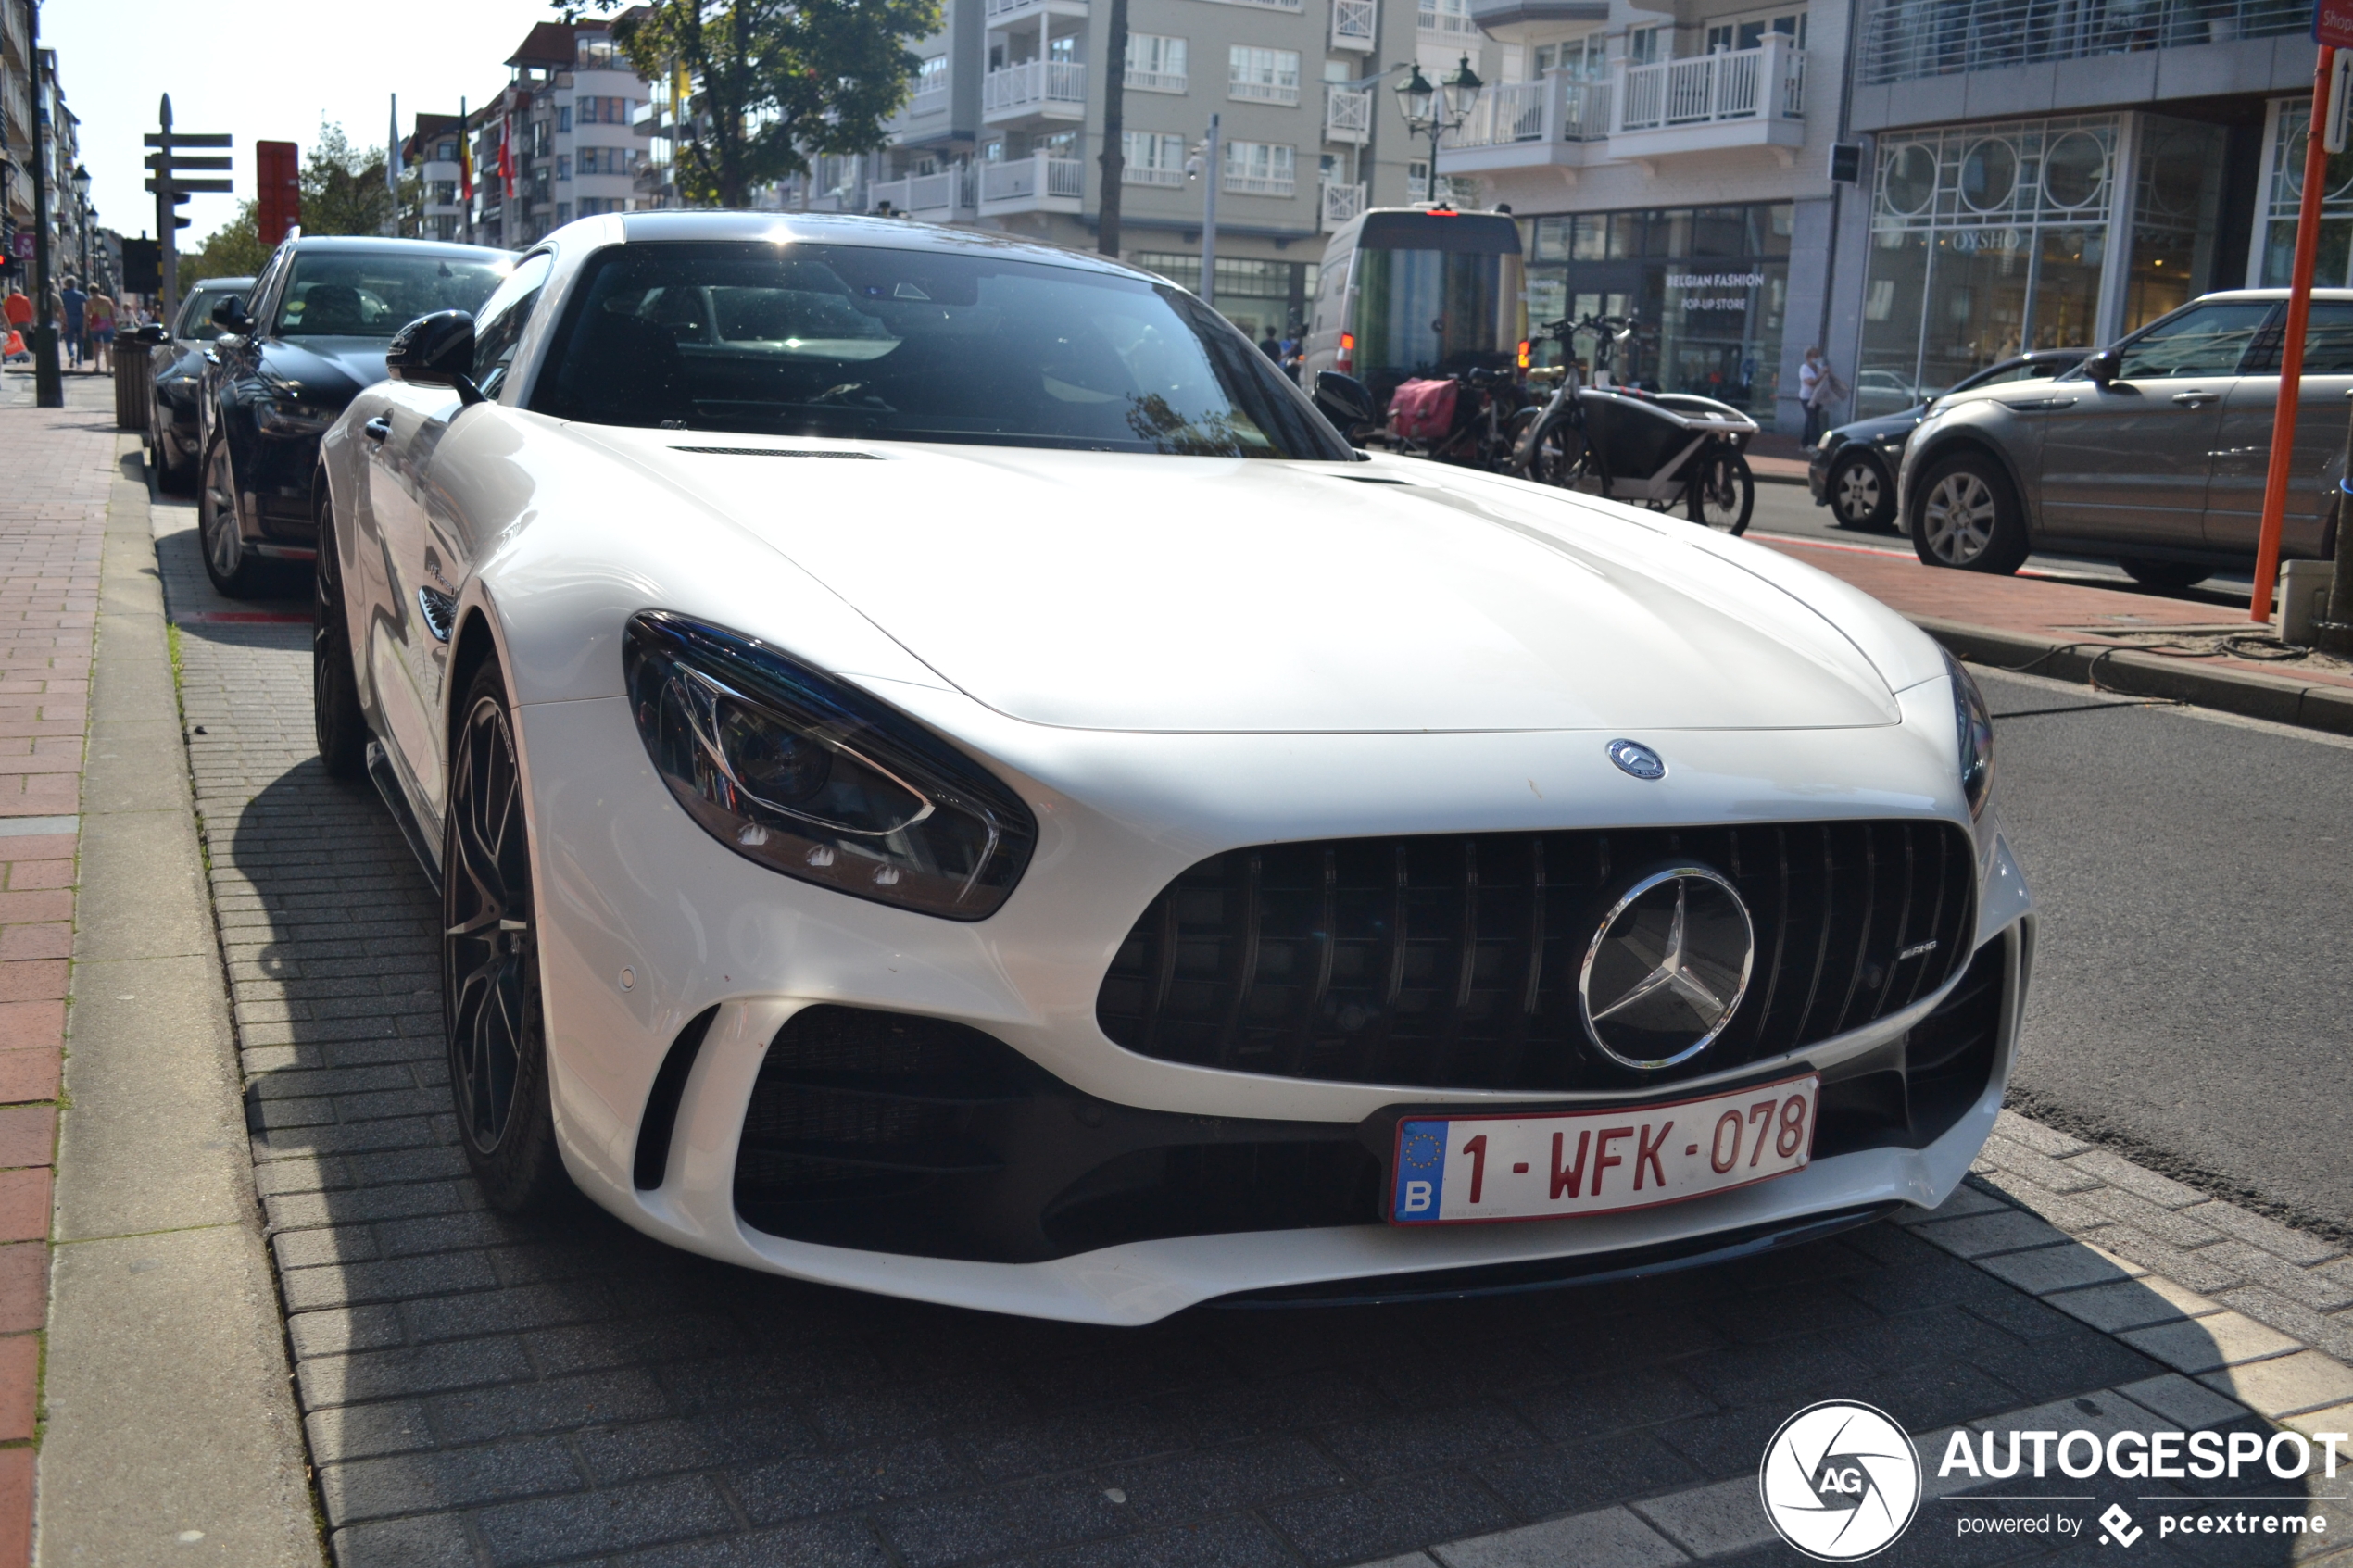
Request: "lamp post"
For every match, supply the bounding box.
[71,164,90,291]
[1394,53,1483,204]
[1184,112,1220,310]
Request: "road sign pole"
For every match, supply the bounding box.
[157,95,178,335]
[2259,32,2351,623]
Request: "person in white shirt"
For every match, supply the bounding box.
[1799,346,1844,447]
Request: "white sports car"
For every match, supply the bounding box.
[315,211,2032,1326]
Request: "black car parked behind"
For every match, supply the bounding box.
[145,275,254,493]
[198,235,513,596]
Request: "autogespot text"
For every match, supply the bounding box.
[1938,1426,2347,1482]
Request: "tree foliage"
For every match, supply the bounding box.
[598,0,942,207]
[301,121,396,236]
[179,198,272,295]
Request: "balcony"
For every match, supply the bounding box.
[1418,0,1479,35]
[1614,35,1804,160]
[1860,0,2308,83]
[1325,86,1374,144]
[977,151,1085,214]
[985,0,1089,19]
[1123,163,1189,185]
[1435,70,1611,175]
[983,60,1088,122]
[1331,0,1378,50]
[1320,181,1367,229]
[1223,169,1297,197]
[1126,66,1188,93]
[871,166,975,220]
[1229,77,1302,105]
[907,84,950,119]
[1196,0,1304,10]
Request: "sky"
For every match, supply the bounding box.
[44,0,612,248]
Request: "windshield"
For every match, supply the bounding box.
[178,287,245,343]
[272,252,510,339]
[532,241,1353,458]
[1350,247,1525,386]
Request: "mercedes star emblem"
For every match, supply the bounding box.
[1607,739,1667,780]
[1579,865,1756,1070]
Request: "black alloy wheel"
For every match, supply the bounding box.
[198,435,276,597]
[1686,450,1755,535]
[1828,449,1896,532]
[443,657,570,1213]
[311,495,368,779]
[2117,556,2213,592]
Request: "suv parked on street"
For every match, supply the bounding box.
[1897,289,2353,586]
[195,234,513,596]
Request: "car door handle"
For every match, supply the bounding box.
[2171,391,2219,408]
[362,416,391,443]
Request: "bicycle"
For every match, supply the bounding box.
[1378,364,1531,471]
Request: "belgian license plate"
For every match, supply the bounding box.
[1388,1074,1819,1225]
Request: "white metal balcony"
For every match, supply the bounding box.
[1331,0,1377,51]
[1229,77,1302,104]
[1223,169,1297,197]
[1320,181,1367,229]
[982,60,1088,122]
[1324,86,1373,144]
[977,151,1086,214]
[1126,67,1187,93]
[1417,1,1478,35]
[906,84,950,119]
[985,0,1088,20]
[1434,71,1611,174]
[1613,34,1805,158]
[1123,164,1189,186]
[871,167,975,220]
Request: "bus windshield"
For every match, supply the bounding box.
[1347,213,1525,390]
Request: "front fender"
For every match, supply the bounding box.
[1899,419,2035,527]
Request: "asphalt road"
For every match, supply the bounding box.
[1746,479,2264,610]
[1970,666,2353,1237]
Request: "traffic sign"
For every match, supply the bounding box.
[143,132,231,147]
[145,179,233,194]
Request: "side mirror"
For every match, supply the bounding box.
[384,310,485,406]
[133,322,170,346]
[2083,347,2121,386]
[210,295,252,333]
[1313,370,1376,431]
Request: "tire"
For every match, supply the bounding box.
[197,435,280,597]
[1686,450,1755,535]
[1910,452,2030,574]
[443,657,573,1214]
[2117,556,2212,591]
[1826,450,1896,532]
[311,495,369,780]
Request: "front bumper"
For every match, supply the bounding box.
[517,688,2032,1325]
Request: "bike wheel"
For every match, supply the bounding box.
[1530,420,1610,497]
[1687,450,1755,535]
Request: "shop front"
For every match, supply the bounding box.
[1522,203,1793,420]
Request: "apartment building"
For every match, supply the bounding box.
[403,113,468,242]
[0,0,29,272]
[459,19,658,251]
[0,27,89,296]
[852,0,1500,340]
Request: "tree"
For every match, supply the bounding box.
[301,121,395,236]
[596,0,941,207]
[179,198,273,295]
[1096,0,1128,257]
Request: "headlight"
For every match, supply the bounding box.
[255,400,332,436]
[1944,647,1994,819]
[624,612,1037,920]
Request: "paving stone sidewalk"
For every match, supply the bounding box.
[144,477,2351,1567]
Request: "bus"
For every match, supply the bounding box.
[1302,207,1527,409]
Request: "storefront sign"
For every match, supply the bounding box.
[1949,228,2025,254]
[9,234,29,260]
[2316,0,2353,50]
[1667,270,1766,290]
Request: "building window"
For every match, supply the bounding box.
[558,155,572,182]
[578,34,618,69]
[559,106,573,132]
[1227,46,1301,103]
[1223,139,1295,194]
[1126,33,1189,92]
[2259,99,2353,288]
[915,54,950,101]
[437,140,458,161]
[1123,131,1189,183]
[558,201,573,223]
[1627,25,1663,63]
[1705,8,1806,53]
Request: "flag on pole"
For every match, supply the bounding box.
[459,97,472,203]
[499,114,513,200]
[387,93,400,194]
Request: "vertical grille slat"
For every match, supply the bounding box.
[1097,820,1978,1094]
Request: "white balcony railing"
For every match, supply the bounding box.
[987,0,1088,17]
[1332,0,1378,48]
[1224,169,1297,196]
[982,59,1088,117]
[1320,180,1367,228]
[907,84,950,119]
[1125,164,1189,185]
[1197,0,1304,11]
[874,167,974,215]
[1229,77,1302,104]
[1126,67,1188,93]
[1417,1,1478,33]
[980,152,1086,205]
[1441,72,1612,148]
[1324,85,1374,142]
[1617,36,1802,132]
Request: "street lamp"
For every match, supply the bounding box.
[1394,54,1483,203]
[70,165,90,300]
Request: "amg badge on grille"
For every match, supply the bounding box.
[1579,866,1756,1071]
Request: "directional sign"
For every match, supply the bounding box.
[145,153,231,171]
[145,178,233,194]
[143,132,232,148]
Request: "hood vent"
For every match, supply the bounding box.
[670,445,881,459]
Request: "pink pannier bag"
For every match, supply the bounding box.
[1388,378,1458,440]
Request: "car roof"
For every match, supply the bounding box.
[610,209,1159,285]
[190,276,255,289]
[2196,288,2353,304]
[286,235,515,260]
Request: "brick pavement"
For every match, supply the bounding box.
[0,383,117,1566]
[142,485,2353,1566]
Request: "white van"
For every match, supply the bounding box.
[1303,207,1527,406]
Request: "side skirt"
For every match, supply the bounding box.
[366,739,442,895]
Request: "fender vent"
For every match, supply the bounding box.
[633,1007,719,1190]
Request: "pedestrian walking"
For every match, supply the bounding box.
[60,277,86,370]
[1258,328,1282,363]
[2,282,31,354]
[85,287,115,374]
[1799,345,1846,447]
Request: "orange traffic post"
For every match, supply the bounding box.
[2251,44,2337,624]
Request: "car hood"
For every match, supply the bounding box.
[568,429,1905,734]
[258,336,388,407]
[1830,408,1925,447]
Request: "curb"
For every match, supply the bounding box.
[1914,615,2353,738]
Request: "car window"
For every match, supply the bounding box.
[470,252,555,400]
[532,241,1354,460]
[272,251,512,340]
[176,286,248,343]
[2111,303,2274,379]
[2235,302,2353,375]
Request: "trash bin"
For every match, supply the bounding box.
[113,325,166,433]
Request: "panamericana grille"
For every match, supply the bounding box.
[1096,821,1977,1093]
